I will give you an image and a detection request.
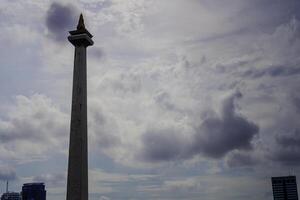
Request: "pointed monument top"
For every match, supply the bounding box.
[77,13,85,30]
[69,13,93,38]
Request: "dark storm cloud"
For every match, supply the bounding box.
[46,2,78,42]
[140,92,259,162]
[192,92,259,158]
[0,167,16,181]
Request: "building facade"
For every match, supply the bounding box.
[22,183,46,200]
[0,192,21,200]
[272,176,299,200]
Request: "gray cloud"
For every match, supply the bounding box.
[140,92,259,162]
[271,149,300,166]
[276,130,300,148]
[291,93,300,113]
[46,2,78,42]
[240,65,300,79]
[226,152,258,168]
[140,128,188,162]
[89,101,121,150]
[271,130,300,165]
[33,173,66,186]
[225,0,300,33]
[154,91,177,112]
[0,94,68,163]
[192,92,259,158]
[0,167,16,181]
[0,95,67,144]
[215,60,253,74]
[90,47,104,59]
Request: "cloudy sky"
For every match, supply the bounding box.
[1,0,300,199]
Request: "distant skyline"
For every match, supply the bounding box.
[0,0,300,200]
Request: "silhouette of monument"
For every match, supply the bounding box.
[66,14,93,200]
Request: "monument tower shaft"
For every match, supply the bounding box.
[67,14,93,200]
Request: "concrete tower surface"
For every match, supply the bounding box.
[66,14,93,200]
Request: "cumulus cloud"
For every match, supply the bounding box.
[0,94,67,143]
[0,94,68,162]
[140,92,259,162]
[46,2,78,42]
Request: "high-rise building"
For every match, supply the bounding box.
[21,183,46,200]
[272,176,299,200]
[0,192,21,200]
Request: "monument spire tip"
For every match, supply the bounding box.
[77,13,85,30]
[69,12,93,39]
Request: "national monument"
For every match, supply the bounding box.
[66,14,93,200]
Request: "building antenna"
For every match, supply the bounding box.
[6,180,8,193]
